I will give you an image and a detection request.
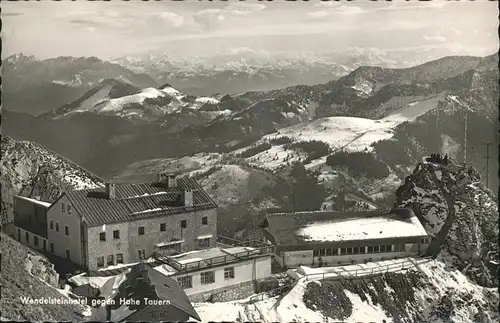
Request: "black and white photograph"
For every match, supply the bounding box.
[1,0,498,322]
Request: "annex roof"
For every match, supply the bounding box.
[64,178,217,226]
[107,263,201,321]
[261,208,428,245]
[14,195,52,208]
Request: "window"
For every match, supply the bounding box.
[50,220,54,230]
[367,246,374,253]
[99,232,106,241]
[340,248,347,255]
[138,226,145,235]
[353,247,359,254]
[200,271,215,285]
[25,232,29,244]
[380,245,386,252]
[198,238,210,249]
[67,205,72,214]
[97,256,104,268]
[107,255,114,266]
[116,254,123,264]
[346,247,353,255]
[61,203,65,213]
[160,223,166,232]
[66,249,70,259]
[374,245,380,253]
[313,249,319,257]
[55,222,59,232]
[177,276,192,289]
[17,228,21,241]
[113,230,120,239]
[34,236,39,247]
[43,240,47,251]
[138,249,146,260]
[359,247,366,254]
[386,245,392,252]
[202,216,208,225]
[326,248,333,256]
[65,226,69,236]
[319,249,326,256]
[50,243,54,253]
[180,220,187,228]
[224,267,235,280]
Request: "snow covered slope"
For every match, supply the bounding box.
[44,81,231,122]
[234,95,443,170]
[194,258,498,323]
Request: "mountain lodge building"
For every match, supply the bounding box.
[260,208,430,268]
[13,173,218,271]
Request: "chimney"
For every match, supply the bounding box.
[167,175,177,188]
[105,183,116,199]
[184,189,193,207]
[157,173,168,184]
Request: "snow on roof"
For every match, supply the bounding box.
[68,274,114,288]
[196,234,213,240]
[264,208,428,245]
[15,196,52,208]
[297,214,427,242]
[153,264,177,276]
[177,257,204,264]
[155,240,184,247]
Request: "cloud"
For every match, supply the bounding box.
[155,12,185,28]
[423,35,447,43]
[2,12,24,17]
[192,9,226,32]
[225,3,267,16]
[308,11,330,19]
[70,18,125,29]
[308,3,366,19]
[381,0,448,12]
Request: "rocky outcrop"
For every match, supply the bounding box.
[24,252,60,288]
[396,159,498,287]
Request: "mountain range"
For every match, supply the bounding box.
[111,47,480,96]
[3,53,498,239]
[1,50,499,322]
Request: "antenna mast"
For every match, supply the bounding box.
[464,111,468,166]
[484,142,492,188]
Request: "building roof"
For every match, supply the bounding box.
[151,246,273,274]
[14,195,52,208]
[261,208,428,246]
[63,178,217,226]
[107,263,201,321]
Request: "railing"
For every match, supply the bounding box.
[153,245,276,273]
[216,234,268,248]
[248,284,292,304]
[302,257,433,282]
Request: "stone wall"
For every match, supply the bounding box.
[189,280,256,303]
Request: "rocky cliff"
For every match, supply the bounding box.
[396,158,498,287]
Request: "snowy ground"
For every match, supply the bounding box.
[193,257,498,323]
[234,95,443,171]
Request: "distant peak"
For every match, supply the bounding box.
[159,82,173,89]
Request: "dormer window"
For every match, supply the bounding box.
[61,203,65,213]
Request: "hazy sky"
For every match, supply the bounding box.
[2,0,498,60]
